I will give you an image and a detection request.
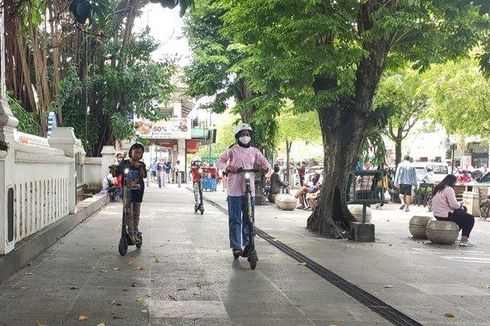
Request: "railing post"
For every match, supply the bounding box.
[101,146,116,182]
[0,100,18,255]
[48,128,79,214]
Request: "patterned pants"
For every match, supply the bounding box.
[127,202,141,235]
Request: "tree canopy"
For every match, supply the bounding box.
[218,0,490,236]
[423,57,490,138]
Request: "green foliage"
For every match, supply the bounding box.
[60,31,176,152]
[221,0,489,114]
[422,58,490,137]
[276,108,321,145]
[183,0,243,113]
[7,94,39,135]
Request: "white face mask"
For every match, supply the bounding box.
[239,136,251,144]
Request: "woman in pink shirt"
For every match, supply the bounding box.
[216,123,271,258]
[431,174,475,246]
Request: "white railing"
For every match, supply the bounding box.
[10,141,73,244]
[13,178,69,242]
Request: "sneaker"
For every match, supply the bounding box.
[241,245,252,258]
[232,247,243,258]
[459,239,474,247]
[399,204,405,210]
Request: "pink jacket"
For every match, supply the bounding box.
[432,186,462,218]
[216,144,271,197]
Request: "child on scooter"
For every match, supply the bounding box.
[116,143,147,245]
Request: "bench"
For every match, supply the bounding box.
[347,170,385,242]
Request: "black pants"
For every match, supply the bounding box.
[436,209,475,237]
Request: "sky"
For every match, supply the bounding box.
[133,3,191,66]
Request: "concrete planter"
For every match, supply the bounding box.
[275,194,296,210]
[348,204,372,223]
[426,220,459,244]
[409,215,433,239]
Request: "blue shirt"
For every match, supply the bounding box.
[394,160,417,186]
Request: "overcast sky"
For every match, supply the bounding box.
[133,3,191,66]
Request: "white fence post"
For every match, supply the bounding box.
[48,128,79,214]
[101,145,116,181]
[0,99,19,255]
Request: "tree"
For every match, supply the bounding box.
[183,0,280,153]
[423,58,490,138]
[5,0,191,155]
[222,0,490,237]
[375,68,430,166]
[276,109,321,183]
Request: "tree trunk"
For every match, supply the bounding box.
[285,139,291,185]
[395,138,402,168]
[306,106,370,237]
[394,125,403,167]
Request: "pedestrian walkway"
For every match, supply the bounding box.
[1,184,490,325]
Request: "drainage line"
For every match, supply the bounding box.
[201,195,422,326]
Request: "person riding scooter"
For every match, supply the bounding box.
[191,157,205,213]
[216,123,271,259]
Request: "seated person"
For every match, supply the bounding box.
[269,164,289,202]
[295,171,321,209]
[101,165,117,201]
[431,174,475,246]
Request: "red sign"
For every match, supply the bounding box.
[186,140,199,154]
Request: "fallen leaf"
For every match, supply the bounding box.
[113,268,120,271]
[384,285,394,288]
[131,282,136,287]
[168,295,177,301]
[70,286,79,290]
[137,266,144,270]
[97,323,106,326]
[484,285,490,288]
[25,272,33,275]
[141,309,148,313]
[444,311,456,318]
[177,288,187,292]
[78,314,89,321]
[135,297,145,303]
[122,288,128,292]
[21,286,28,290]
[110,300,122,306]
[36,321,48,326]
[154,258,160,263]
[298,262,307,266]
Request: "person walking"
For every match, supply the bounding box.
[394,154,417,212]
[297,162,306,186]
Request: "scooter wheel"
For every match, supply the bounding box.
[233,250,241,260]
[136,234,143,249]
[249,250,258,270]
[118,237,128,256]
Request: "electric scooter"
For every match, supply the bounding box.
[230,168,260,270]
[118,168,142,256]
